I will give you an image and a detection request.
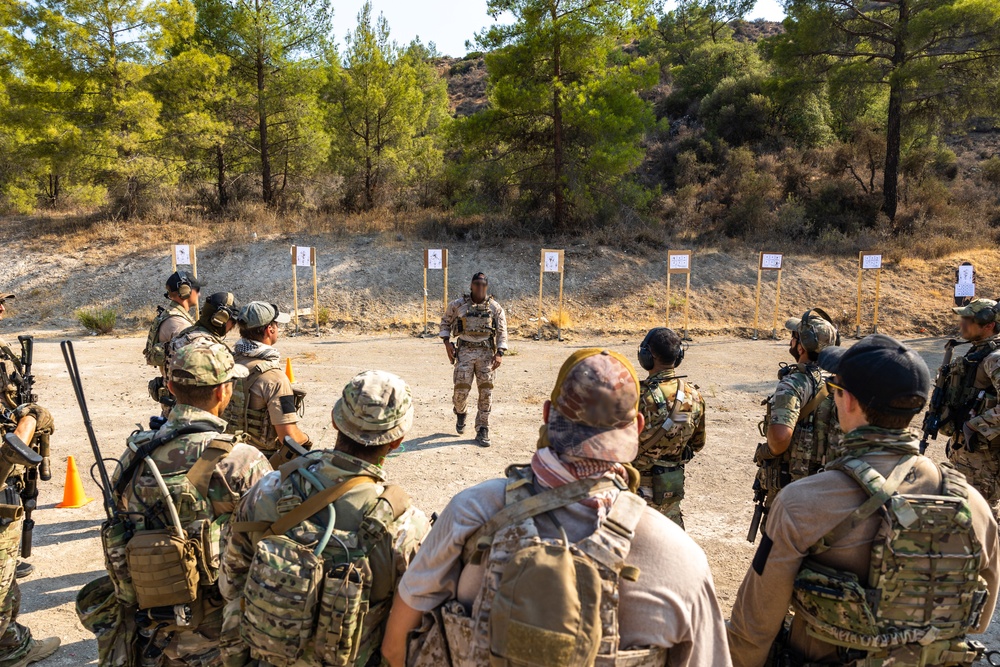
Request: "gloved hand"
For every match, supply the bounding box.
[753,441,777,464]
[681,445,695,463]
[963,423,980,452]
[14,404,54,434]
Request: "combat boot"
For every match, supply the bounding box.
[476,427,491,447]
[9,637,60,667]
[456,413,467,435]
[15,561,33,579]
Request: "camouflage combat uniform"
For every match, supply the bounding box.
[943,335,1000,507]
[219,370,429,667]
[756,363,840,510]
[635,369,705,528]
[440,296,508,430]
[84,340,271,667]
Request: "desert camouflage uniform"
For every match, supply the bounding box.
[756,363,840,509]
[944,336,1000,508]
[440,296,508,430]
[91,404,270,667]
[635,369,705,528]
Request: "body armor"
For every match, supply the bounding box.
[939,339,1000,439]
[143,302,195,369]
[637,375,702,464]
[222,360,302,452]
[791,456,988,666]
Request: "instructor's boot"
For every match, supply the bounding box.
[476,427,491,447]
[9,637,60,667]
[456,413,467,435]
[15,561,33,579]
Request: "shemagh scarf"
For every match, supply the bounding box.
[233,338,280,362]
[530,439,628,526]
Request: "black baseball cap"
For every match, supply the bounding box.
[818,334,929,416]
[471,272,488,284]
[165,271,203,294]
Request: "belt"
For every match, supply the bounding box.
[457,340,493,349]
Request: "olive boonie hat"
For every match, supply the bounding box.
[168,338,248,386]
[952,298,997,318]
[547,349,640,463]
[332,370,414,446]
[238,301,291,328]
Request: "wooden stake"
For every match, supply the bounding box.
[771,268,782,339]
[873,267,882,333]
[666,270,672,328]
[191,246,200,319]
[311,251,319,337]
[753,263,762,340]
[443,250,449,315]
[423,265,428,333]
[291,247,299,334]
[537,252,545,339]
[855,252,863,338]
[684,271,691,339]
[557,269,565,341]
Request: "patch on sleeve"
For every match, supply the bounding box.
[752,534,773,576]
[279,395,296,414]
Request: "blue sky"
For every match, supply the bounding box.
[332,0,786,58]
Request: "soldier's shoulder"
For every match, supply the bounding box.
[983,346,1000,372]
[227,441,270,468]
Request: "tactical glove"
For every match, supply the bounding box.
[14,404,54,434]
[753,441,778,464]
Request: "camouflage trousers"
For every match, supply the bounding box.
[636,460,685,529]
[0,517,31,667]
[948,440,1000,518]
[453,346,495,430]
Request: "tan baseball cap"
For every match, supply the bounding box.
[546,349,640,463]
[168,338,248,386]
[0,293,15,301]
[332,370,414,446]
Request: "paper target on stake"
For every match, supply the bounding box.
[955,282,976,298]
[760,253,783,270]
[427,249,443,270]
[861,254,882,270]
[958,265,974,285]
[544,251,562,273]
[668,251,691,273]
[296,246,312,267]
[174,245,191,266]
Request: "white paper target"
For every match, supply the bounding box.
[296,246,312,267]
[955,282,976,298]
[427,249,443,270]
[174,245,191,266]
[761,253,783,270]
[958,265,974,284]
[862,254,882,270]
[544,252,561,273]
[669,254,690,271]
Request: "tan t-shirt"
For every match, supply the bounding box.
[240,361,299,428]
[158,313,192,345]
[728,450,1000,667]
[397,477,732,667]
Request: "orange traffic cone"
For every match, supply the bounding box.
[56,456,94,509]
[285,357,295,383]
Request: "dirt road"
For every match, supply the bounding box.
[13,330,999,664]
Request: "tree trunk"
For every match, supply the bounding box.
[882,0,909,226]
[216,144,229,209]
[255,1,272,205]
[551,2,565,230]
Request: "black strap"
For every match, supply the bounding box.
[113,424,220,497]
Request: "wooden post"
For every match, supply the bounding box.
[423,264,428,332]
[557,269,565,342]
[855,253,864,338]
[191,247,199,319]
[291,247,300,333]
[772,268,782,339]
[443,249,449,314]
[858,252,883,336]
[311,247,319,337]
[873,266,882,333]
[537,254,545,340]
[683,271,691,340]
[752,264,762,340]
[666,271,672,328]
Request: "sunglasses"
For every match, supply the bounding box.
[826,378,846,394]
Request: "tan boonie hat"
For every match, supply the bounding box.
[332,370,414,446]
[238,301,291,328]
[953,298,997,318]
[785,308,839,353]
[168,338,248,386]
[546,349,640,463]
[0,293,14,301]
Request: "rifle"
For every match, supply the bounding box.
[60,341,120,524]
[18,336,49,482]
[920,339,964,455]
[747,478,767,543]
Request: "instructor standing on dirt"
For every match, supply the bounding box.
[440,272,508,447]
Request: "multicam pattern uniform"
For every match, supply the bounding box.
[942,338,1000,507]
[791,426,989,666]
[635,369,705,528]
[218,451,430,667]
[440,296,508,430]
[757,363,840,506]
[96,405,270,667]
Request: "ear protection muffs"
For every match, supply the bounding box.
[175,272,193,299]
[638,328,684,371]
[974,304,998,326]
[797,307,840,352]
[209,293,236,328]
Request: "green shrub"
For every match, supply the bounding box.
[75,307,117,334]
[982,156,1000,187]
[317,306,331,327]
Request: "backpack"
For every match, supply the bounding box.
[447,466,667,667]
[143,304,194,368]
[231,457,412,666]
[792,455,989,666]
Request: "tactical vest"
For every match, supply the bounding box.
[232,458,412,667]
[144,303,195,369]
[443,467,667,667]
[102,428,236,612]
[792,456,989,666]
[638,376,700,463]
[0,340,22,409]
[763,364,838,482]
[939,340,1000,438]
[222,359,302,452]
[457,297,496,337]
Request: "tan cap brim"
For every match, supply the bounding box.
[274,312,292,324]
[784,317,801,332]
[0,293,15,300]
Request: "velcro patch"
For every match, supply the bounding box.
[279,395,296,414]
[752,534,773,576]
